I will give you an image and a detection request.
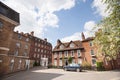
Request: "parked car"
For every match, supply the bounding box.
[63,63,82,72]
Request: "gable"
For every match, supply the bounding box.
[59,44,64,49]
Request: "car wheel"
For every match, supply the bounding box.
[64,68,67,71]
[76,68,80,72]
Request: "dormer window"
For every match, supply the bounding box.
[60,44,64,49]
[70,43,75,48]
[18,34,22,39]
[89,41,93,46]
[16,43,21,48]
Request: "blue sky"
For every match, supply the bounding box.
[1,0,107,47]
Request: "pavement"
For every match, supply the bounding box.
[1,67,120,80]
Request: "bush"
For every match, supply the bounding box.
[33,61,40,66]
[96,61,105,71]
[81,62,92,70]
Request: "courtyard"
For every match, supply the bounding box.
[2,67,120,80]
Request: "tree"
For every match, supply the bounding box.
[68,57,73,64]
[94,0,120,69]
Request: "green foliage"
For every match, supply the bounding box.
[94,0,120,60]
[68,57,73,64]
[81,61,92,70]
[33,61,40,66]
[96,62,105,71]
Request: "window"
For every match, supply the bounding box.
[90,50,94,56]
[44,50,46,53]
[23,52,27,56]
[54,60,57,66]
[59,60,62,66]
[78,58,82,64]
[10,59,14,71]
[38,44,40,47]
[77,50,81,56]
[92,58,96,65]
[64,51,68,57]
[34,54,36,58]
[18,34,22,39]
[60,44,64,49]
[59,52,62,58]
[35,43,37,46]
[44,55,46,58]
[38,49,40,52]
[14,50,18,56]
[25,45,28,49]
[16,43,21,48]
[41,49,43,53]
[18,60,22,69]
[70,43,75,48]
[89,41,93,46]
[26,38,29,42]
[54,53,57,58]
[71,51,74,57]
[0,21,3,29]
[37,54,39,58]
[35,48,37,52]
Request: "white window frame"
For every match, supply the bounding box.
[90,50,95,56]
[59,59,62,66]
[0,21,3,29]
[71,51,74,57]
[77,50,81,57]
[18,59,22,69]
[54,60,57,66]
[70,43,75,48]
[25,45,28,49]
[16,43,20,48]
[64,51,68,57]
[78,58,82,64]
[91,58,96,66]
[59,52,62,58]
[54,53,57,58]
[14,50,18,56]
[60,44,64,49]
[89,41,93,46]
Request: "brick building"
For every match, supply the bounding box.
[52,33,97,67]
[0,2,52,76]
[0,1,20,76]
[7,31,34,73]
[29,33,52,67]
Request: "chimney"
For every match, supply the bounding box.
[16,31,19,33]
[30,31,34,36]
[57,39,61,45]
[44,38,47,42]
[25,33,29,37]
[81,32,85,40]
[20,32,24,35]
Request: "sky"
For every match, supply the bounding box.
[0,0,108,47]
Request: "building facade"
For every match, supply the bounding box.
[29,33,52,67]
[0,2,52,76]
[0,1,20,76]
[7,31,34,73]
[52,33,97,67]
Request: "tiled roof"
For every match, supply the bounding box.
[53,40,84,52]
[82,37,94,42]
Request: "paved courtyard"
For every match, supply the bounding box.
[1,67,120,80]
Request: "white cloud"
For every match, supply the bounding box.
[61,32,82,42]
[61,20,97,42]
[92,0,109,17]
[1,0,76,37]
[84,21,96,31]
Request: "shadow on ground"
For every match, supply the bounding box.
[1,68,63,80]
